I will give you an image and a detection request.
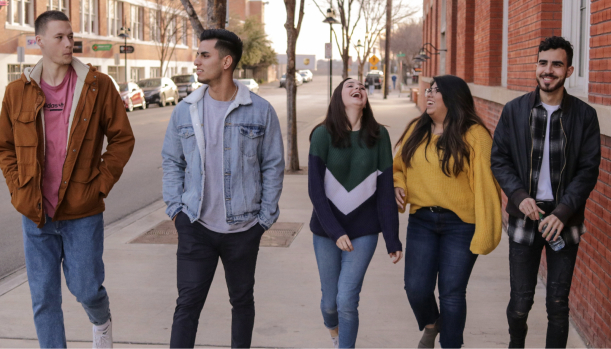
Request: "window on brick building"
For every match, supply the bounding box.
[562,0,590,96]
[150,10,161,43]
[108,0,123,37]
[7,64,21,82]
[47,0,69,16]
[182,17,188,46]
[131,5,144,41]
[7,0,35,26]
[192,29,198,48]
[81,0,98,34]
[150,67,161,78]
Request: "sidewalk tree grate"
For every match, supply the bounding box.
[129,221,303,247]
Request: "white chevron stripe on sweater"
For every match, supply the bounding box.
[324,168,381,215]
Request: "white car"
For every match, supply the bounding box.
[279,73,303,87]
[238,79,260,94]
[299,69,313,82]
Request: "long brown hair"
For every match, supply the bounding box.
[310,78,380,148]
[395,75,489,177]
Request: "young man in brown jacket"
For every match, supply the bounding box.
[0,11,134,348]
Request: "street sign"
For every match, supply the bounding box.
[17,47,24,63]
[92,44,112,51]
[25,36,39,49]
[369,55,380,66]
[397,53,406,57]
[370,65,378,70]
[304,58,310,65]
[325,43,332,59]
[120,45,135,54]
[73,41,83,53]
[114,53,121,65]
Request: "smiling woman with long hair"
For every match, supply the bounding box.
[393,75,502,348]
[308,78,402,348]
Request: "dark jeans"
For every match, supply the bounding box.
[170,212,265,348]
[404,208,478,348]
[507,233,579,348]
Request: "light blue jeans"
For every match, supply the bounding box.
[313,234,378,348]
[22,213,110,349]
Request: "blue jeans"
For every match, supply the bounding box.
[404,209,478,348]
[22,214,110,349]
[313,234,378,348]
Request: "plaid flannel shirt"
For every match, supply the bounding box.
[506,101,585,246]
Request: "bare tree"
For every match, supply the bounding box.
[357,0,418,81]
[390,18,423,72]
[148,0,184,78]
[284,0,306,172]
[179,0,205,38]
[313,0,362,79]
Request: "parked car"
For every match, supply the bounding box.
[118,82,146,111]
[279,73,303,88]
[365,72,384,89]
[299,69,313,82]
[109,76,120,93]
[238,79,259,94]
[171,73,202,100]
[138,77,179,107]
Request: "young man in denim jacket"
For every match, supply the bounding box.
[162,29,284,348]
[491,36,600,348]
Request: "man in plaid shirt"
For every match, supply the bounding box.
[491,36,601,348]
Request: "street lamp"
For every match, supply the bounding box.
[323,8,339,102]
[118,27,131,83]
[354,39,364,82]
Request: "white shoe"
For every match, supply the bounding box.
[92,318,113,349]
[331,335,339,349]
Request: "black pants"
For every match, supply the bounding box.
[170,212,265,348]
[506,231,579,348]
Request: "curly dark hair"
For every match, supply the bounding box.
[538,36,574,67]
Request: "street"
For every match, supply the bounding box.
[0,75,339,280]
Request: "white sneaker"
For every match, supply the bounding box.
[331,335,339,349]
[92,318,113,349]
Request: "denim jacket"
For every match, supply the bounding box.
[161,80,285,230]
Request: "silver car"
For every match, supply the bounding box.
[238,79,260,94]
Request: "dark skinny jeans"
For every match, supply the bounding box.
[507,232,579,348]
[170,212,265,348]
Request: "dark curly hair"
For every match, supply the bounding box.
[538,36,574,67]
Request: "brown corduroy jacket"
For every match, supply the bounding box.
[0,58,135,227]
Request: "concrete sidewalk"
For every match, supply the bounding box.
[0,94,587,348]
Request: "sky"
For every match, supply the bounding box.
[263,0,423,63]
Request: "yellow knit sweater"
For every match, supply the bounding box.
[393,124,502,255]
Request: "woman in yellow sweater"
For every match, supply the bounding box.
[393,75,502,348]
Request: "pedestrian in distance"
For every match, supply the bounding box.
[161,29,285,348]
[490,36,601,349]
[308,78,403,349]
[366,74,375,96]
[393,75,502,348]
[392,74,397,90]
[0,11,135,349]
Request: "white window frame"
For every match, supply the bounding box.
[131,5,143,40]
[562,0,590,97]
[150,10,161,43]
[170,17,177,45]
[192,27,198,48]
[182,17,188,45]
[108,0,123,37]
[7,0,34,26]
[81,0,98,34]
[47,0,69,16]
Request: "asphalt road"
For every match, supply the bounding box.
[0,74,339,280]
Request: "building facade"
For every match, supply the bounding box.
[420,1,611,346]
[0,0,266,99]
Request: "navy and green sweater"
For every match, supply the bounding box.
[308,125,402,253]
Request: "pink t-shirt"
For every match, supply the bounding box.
[40,66,77,218]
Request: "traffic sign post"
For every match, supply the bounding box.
[120,45,135,54]
[92,44,112,51]
[368,55,380,66]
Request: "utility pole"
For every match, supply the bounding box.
[383,0,391,99]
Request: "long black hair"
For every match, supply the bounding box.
[310,78,380,148]
[395,75,489,177]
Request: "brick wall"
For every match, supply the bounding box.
[589,0,611,105]
[474,0,504,86]
[507,0,563,91]
[456,0,474,81]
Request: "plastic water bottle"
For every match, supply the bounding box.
[539,213,565,251]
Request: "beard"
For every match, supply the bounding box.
[537,73,567,93]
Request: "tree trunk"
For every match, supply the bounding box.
[342,50,349,79]
[285,2,299,171]
[383,0,391,99]
[180,0,205,38]
[207,0,226,29]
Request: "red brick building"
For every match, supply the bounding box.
[420,0,611,347]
